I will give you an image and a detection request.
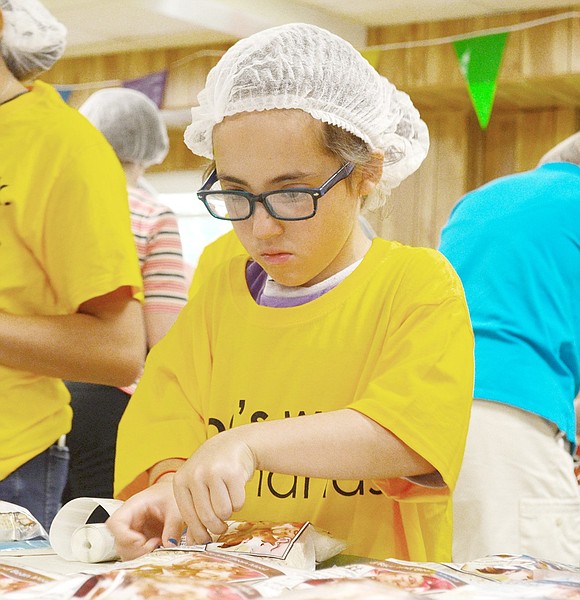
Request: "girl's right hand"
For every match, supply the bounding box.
[106,480,185,561]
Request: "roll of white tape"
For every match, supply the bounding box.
[49,498,123,562]
[70,523,118,563]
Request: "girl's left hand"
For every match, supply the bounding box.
[173,430,256,545]
[106,480,185,561]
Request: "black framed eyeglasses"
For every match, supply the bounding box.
[197,161,355,221]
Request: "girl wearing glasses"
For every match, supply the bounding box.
[109,23,474,563]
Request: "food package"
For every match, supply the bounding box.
[0,502,46,542]
[160,521,348,571]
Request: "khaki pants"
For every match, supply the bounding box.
[453,400,580,566]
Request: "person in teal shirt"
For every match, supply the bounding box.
[439,131,580,565]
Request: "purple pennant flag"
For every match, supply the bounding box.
[122,70,168,108]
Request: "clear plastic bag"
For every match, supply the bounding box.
[0,501,47,542]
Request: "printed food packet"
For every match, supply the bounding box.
[0,502,47,542]
[457,554,580,583]
[211,521,347,569]
[64,548,287,599]
[160,521,348,571]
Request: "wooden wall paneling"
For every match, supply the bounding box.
[362,149,425,245]
[467,106,579,187]
[431,111,469,249]
[554,106,580,142]
[424,19,466,89]
[366,109,469,249]
[44,44,226,110]
[414,112,440,247]
[514,109,560,170]
[365,174,420,245]
[87,53,119,80]
[545,74,580,106]
[412,86,471,111]
[369,24,410,88]
[162,48,225,109]
[371,19,466,91]
[495,79,551,110]
[405,22,431,88]
[119,51,159,80]
[48,9,579,111]
[465,114,487,192]
[149,129,209,173]
[42,43,227,170]
[480,113,518,182]
[521,10,574,77]
[572,7,580,71]
[371,104,577,250]
[162,60,200,109]
[521,107,578,167]
[466,111,520,191]
[491,13,524,80]
[368,8,580,112]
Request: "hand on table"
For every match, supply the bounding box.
[173,431,257,546]
[106,480,185,561]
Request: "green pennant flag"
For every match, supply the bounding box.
[453,32,508,129]
[360,49,381,70]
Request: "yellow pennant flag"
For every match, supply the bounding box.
[360,49,381,70]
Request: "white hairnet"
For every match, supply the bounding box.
[0,0,66,81]
[537,131,580,167]
[184,23,429,201]
[79,88,169,168]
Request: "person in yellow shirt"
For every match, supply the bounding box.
[108,23,474,562]
[0,0,145,530]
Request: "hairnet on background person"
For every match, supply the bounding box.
[537,131,580,166]
[184,22,429,208]
[0,0,66,81]
[79,88,170,168]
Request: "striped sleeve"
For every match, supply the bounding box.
[129,188,188,314]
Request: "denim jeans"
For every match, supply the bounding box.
[0,442,69,532]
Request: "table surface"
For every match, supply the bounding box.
[0,551,116,577]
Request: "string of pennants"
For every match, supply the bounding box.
[361,31,508,129]
[54,11,579,131]
[57,69,168,108]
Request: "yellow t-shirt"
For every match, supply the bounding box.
[0,81,143,478]
[116,238,474,561]
[188,229,245,299]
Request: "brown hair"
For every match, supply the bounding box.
[320,123,384,208]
